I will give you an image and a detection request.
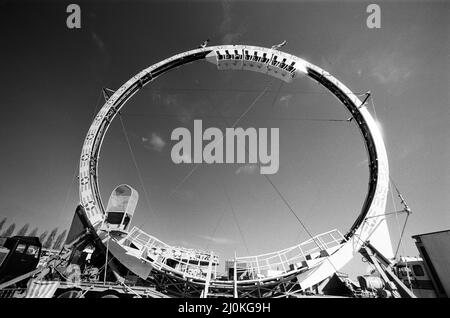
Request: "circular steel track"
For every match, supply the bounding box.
[78,45,389,291]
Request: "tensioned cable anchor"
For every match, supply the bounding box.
[102,87,115,101]
[347,91,371,121]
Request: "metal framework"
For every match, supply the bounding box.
[78,45,390,297]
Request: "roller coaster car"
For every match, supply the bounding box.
[0,236,42,287]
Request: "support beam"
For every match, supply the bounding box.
[202,252,214,298]
[360,243,416,298]
[0,268,44,290]
[233,254,238,298]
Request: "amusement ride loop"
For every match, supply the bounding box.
[78,45,390,297]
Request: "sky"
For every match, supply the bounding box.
[0,0,448,277]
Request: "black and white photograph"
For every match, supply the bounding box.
[0,0,449,308]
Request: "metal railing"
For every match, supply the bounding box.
[121,227,345,282]
[233,229,346,280]
[123,227,219,280]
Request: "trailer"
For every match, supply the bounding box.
[412,229,450,298]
